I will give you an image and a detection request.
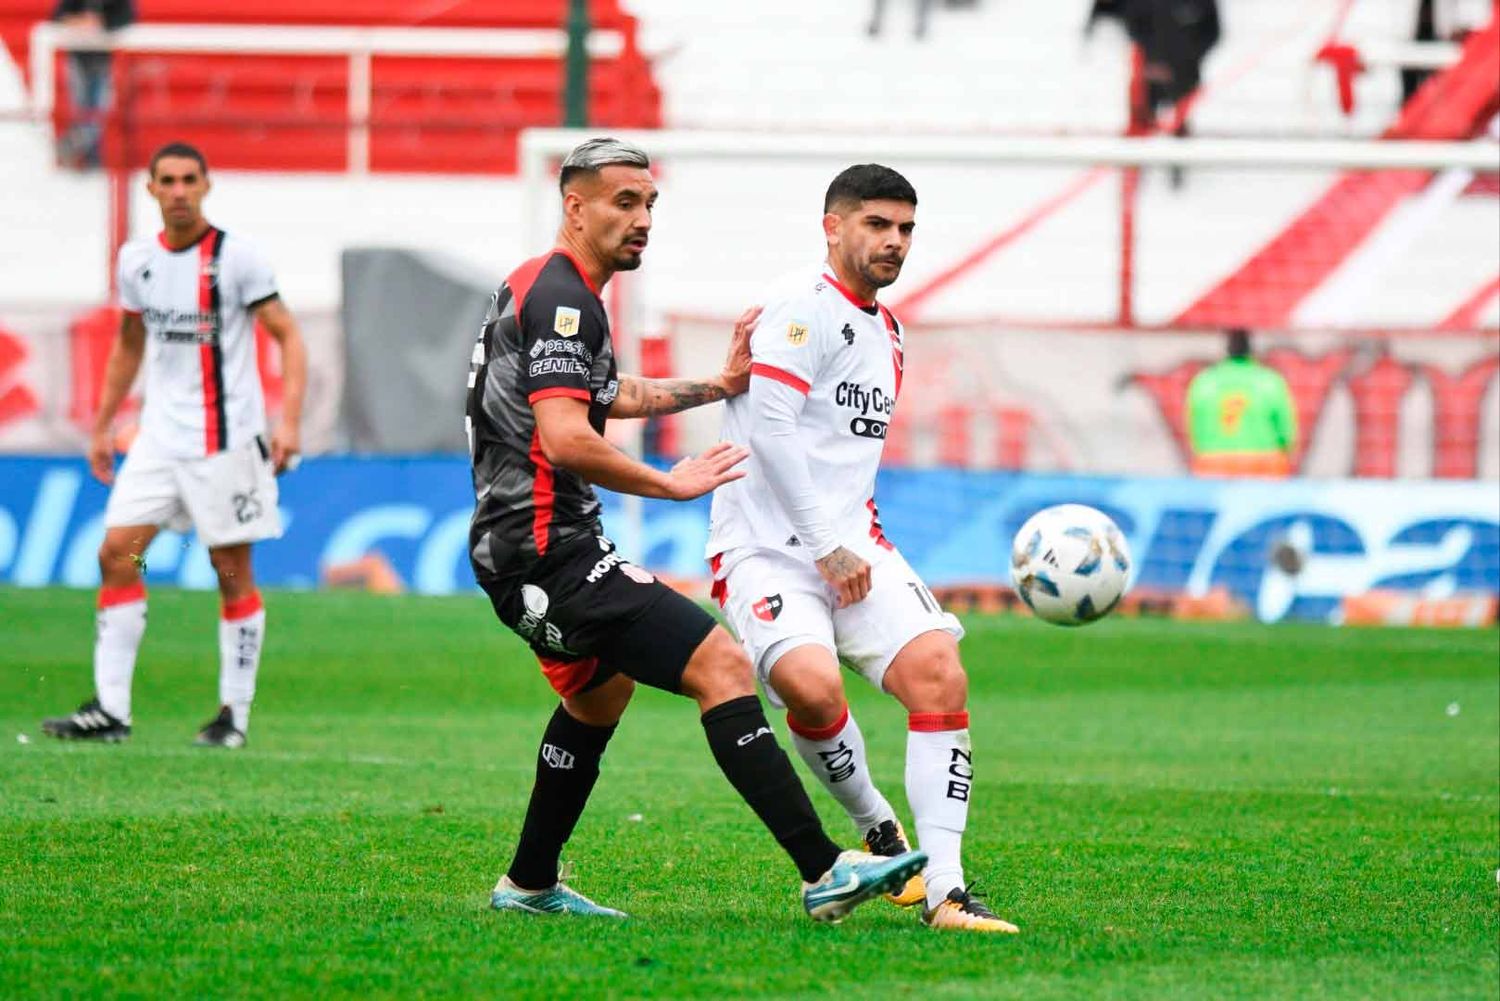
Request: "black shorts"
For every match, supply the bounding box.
[478,533,716,699]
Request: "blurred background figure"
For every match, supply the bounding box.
[1121,0,1220,186]
[1186,329,1298,478]
[52,0,134,168]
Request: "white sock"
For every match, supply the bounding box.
[94,584,148,723]
[906,712,972,907]
[787,705,896,837]
[219,591,265,733]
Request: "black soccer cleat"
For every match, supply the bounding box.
[41,697,131,742]
[194,705,246,749]
[863,819,927,907]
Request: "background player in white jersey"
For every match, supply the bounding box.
[42,142,308,749]
[707,164,1018,933]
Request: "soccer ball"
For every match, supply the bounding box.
[1010,504,1131,626]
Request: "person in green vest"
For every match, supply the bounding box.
[1185,328,1298,477]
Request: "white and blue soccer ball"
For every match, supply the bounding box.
[1010,504,1132,626]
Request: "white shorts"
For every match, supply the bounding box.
[104,437,282,548]
[713,545,964,708]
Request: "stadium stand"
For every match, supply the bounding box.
[0,0,660,173]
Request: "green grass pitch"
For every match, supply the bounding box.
[2,586,1496,1000]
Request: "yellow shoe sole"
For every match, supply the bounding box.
[885,873,926,907]
[923,901,1020,933]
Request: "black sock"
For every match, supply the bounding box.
[701,695,841,883]
[506,704,616,890]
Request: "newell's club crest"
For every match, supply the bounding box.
[786,322,809,347]
[554,306,582,337]
[752,594,783,622]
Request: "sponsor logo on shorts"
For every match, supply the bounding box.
[516,584,571,653]
[585,551,624,583]
[752,594,783,622]
[541,743,575,769]
[620,563,655,584]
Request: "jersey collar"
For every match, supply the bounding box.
[157,225,217,254]
[556,247,602,298]
[821,269,878,314]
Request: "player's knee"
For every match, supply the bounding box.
[781,678,846,730]
[97,539,142,585]
[889,643,967,713]
[565,674,635,727]
[680,628,755,705]
[208,549,254,594]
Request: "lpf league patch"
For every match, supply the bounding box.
[786,322,809,347]
[554,306,582,337]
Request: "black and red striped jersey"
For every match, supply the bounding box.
[465,250,619,584]
[116,226,279,459]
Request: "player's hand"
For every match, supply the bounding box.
[664,441,749,500]
[87,429,116,485]
[719,305,760,397]
[816,546,872,608]
[270,421,301,474]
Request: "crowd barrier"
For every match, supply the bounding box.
[2,455,1495,624]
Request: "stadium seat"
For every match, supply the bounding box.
[2,0,660,174]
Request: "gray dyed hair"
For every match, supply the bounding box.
[558,137,650,193]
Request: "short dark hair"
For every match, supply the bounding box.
[824,164,917,214]
[149,142,209,178]
[558,137,650,194]
[1226,328,1252,359]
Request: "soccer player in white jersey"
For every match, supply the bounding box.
[707,164,1018,933]
[41,142,308,749]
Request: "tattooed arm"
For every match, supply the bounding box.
[608,305,760,419]
[610,375,730,418]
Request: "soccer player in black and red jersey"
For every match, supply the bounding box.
[466,137,924,921]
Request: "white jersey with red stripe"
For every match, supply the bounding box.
[117,227,278,460]
[707,263,905,564]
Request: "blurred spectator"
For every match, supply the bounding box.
[1401,0,1488,104]
[1185,329,1298,478]
[52,0,135,169]
[1122,0,1219,186]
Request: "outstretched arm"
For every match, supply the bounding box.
[609,306,759,418]
[535,396,747,501]
[611,375,730,418]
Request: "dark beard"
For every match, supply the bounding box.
[860,261,900,290]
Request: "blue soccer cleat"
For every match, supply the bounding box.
[490,875,628,918]
[802,848,928,924]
